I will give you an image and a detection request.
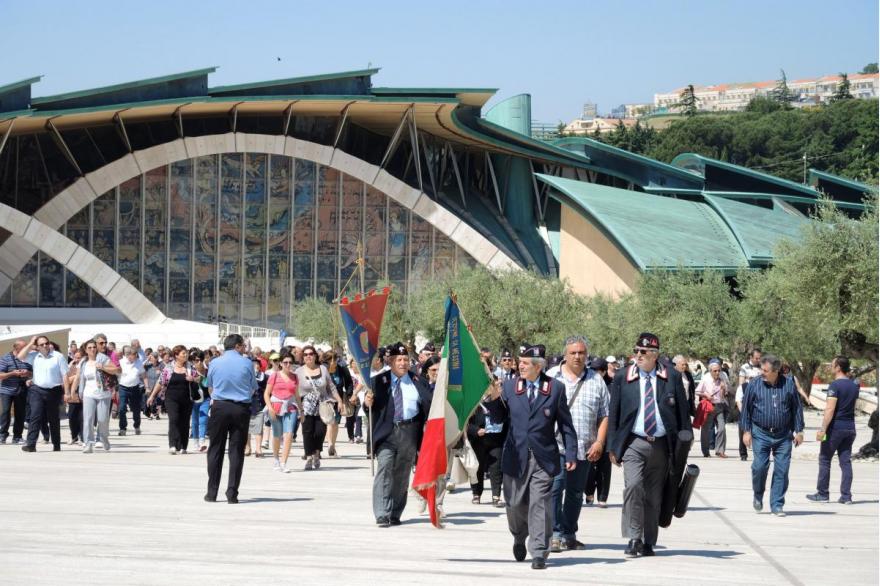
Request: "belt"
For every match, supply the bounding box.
[215,399,250,407]
[631,432,665,443]
[394,417,418,428]
[755,424,789,436]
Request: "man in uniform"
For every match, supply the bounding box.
[608,333,689,558]
[486,344,577,570]
[364,342,433,527]
[496,349,517,381]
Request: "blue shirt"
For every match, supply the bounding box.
[391,372,420,420]
[26,350,68,388]
[633,368,666,438]
[0,352,31,396]
[741,375,804,434]
[827,378,859,431]
[206,351,257,403]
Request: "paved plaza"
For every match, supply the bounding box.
[1,409,877,585]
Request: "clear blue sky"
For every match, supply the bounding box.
[3,0,877,123]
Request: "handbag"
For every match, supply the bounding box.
[319,401,336,425]
[190,381,204,403]
[692,398,715,429]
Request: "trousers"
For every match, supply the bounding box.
[816,428,856,500]
[503,452,554,559]
[0,391,27,441]
[621,436,668,546]
[117,385,143,431]
[751,426,793,511]
[701,402,728,455]
[164,388,192,450]
[301,414,327,455]
[372,423,418,521]
[82,396,111,447]
[553,457,589,540]
[68,402,83,441]
[26,386,63,449]
[206,400,250,500]
[471,433,504,498]
[585,452,612,502]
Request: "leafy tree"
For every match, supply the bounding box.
[861,63,878,74]
[830,72,854,102]
[771,69,795,107]
[676,84,699,117]
[745,96,785,114]
[291,297,342,347]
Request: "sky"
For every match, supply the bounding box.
[2,0,878,123]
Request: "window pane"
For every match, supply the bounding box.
[194,155,218,322]
[11,255,37,306]
[39,255,64,307]
[143,166,166,310]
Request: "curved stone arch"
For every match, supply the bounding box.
[0,203,166,323]
[0,133,521,300]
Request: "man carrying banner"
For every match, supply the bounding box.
[364,342,433,527]
[486,344,577,570]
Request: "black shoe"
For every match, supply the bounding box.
[21,445,36,453]
[227,496,239,504]
[204,494,217,503]
[376,517,391,528]
[642,544,655,556]
[741,456,748,461]
[565,538,585,550]
[806,492,830,503]
[513,542,527,562]
[624,539,643,558]
[52,446,61,452]
[390,518,401,526]
[531,557,546,570]
[838,496,853,505]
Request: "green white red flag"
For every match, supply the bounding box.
[412,296,492,528]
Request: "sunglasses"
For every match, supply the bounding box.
[633,348,656,355]
[37,343,48,347]
[282,360,293,365]
[303,352,316,357]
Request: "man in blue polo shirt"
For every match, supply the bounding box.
[0,340,32,445]
[204,334,257,504]
[18,335,69,452]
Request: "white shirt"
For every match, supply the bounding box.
[81,362,105,399]
[26,350,68,388]
[118,356,145,387]
[632,368,666,438]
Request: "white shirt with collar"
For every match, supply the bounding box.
[632,368,666,438]
[26,350,68,388]
[119,356,145,387]
[390,372,420,420]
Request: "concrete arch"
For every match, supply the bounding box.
[0,133,520,302]
[0,203,166,323]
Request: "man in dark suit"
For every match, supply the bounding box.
[486,344,577,570]
[608,333,689,558]
[364,342,432,527]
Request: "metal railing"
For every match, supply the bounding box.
[217,322,281,343]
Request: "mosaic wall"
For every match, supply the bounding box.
[4,154,476,329]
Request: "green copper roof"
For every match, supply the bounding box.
[536,175,747,272]
[210,68,380,94]
[31,67,217,106]
[809,168,877,196]
[371,86,497,95]
[702,194,809,263]
[672,152,820,198]
[0,76,42,95]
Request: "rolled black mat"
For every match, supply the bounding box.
[674,463,700,518]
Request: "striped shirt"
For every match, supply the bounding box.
[0,352,31,396]
[550,366,609,460]
[740,375,804,434]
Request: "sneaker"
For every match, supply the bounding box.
[42,438,50,445]
[273,459,282,471]
[199,444,207,452]
[313,456,320,469]
[118,429,126,437]
[806,493,830,503]
[12,438,24,445]
[549,538,563,553]
[262,441,269,450]
[169,448,178,455]
[771,509,785,517]
[82,443,94,454]
[135,428,142,435]
[103,442,111,452]
[180,449,187,455]
[838,497,853,505]
[68,439,78,445]
[282,466,292,474]
[0,437,7,444]
[304,459,313,471]
[753,498,763,512]
[21,445,36,453]
[597,501,607,508]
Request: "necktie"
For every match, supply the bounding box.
[528,382,536,406]
[644,375,657,436]
[392,378,403,423]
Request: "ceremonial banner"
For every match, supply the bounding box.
[413,296,492,528]
[338,287,391,389]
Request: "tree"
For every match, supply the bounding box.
[291,297,342,348]
[745,96,784,114]
[676,84,699,117]
[771,69,795,108]
[860,63,878,74]
[830,72,854,102]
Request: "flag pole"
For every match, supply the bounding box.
[358,241,376,477]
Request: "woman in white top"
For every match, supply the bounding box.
[71,339,113,453]
[294,346,342,470]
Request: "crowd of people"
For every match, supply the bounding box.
[0,329,865,570]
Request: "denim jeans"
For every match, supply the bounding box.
[117,385,143,431]
[751,426,793,511]
[551,455,590,539]
[190,400,210,440]
[0,392,27,441]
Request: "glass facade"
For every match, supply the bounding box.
[5,153,476,329]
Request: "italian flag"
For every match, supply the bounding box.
[412,296,492,528]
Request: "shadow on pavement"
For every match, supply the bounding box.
[446,556,626,566]
[238,497,314,504]
[777,510,836,516]
[444,511,505,518]
[657,549,742,558]
[688,505,726,511]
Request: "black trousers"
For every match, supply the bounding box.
[206,400,250,499]
[345,415,357,440]
[26,386,62,449]
[585,452,612,502]
[738,423,749,458]
[471,434,504,497]
[301,414,327,455]
[0,391,27,440]
[164,389,192,450]
[68,402,83,441]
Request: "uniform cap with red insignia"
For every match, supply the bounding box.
[634,332,660,350]
[521,344,546,359]
[388,342,408,357]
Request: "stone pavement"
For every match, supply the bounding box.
[0,410,876,586]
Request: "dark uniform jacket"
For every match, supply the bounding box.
[368,369,433,453]
[486,373,577,479]
[607,363,689,460]
[466,401,508,447]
